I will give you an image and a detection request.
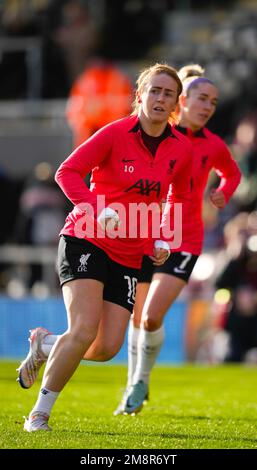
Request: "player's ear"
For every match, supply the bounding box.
[179,94,187,108]
[136,91,142,104]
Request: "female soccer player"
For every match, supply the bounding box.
[18,63,193,431]
[114,64,242,415]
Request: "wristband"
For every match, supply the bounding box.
[154,240,170,251]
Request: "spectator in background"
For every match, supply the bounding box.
[231,110,257,213]
[215,211,257,362]
[52,0,134,181]
[50,0,98,85]
[0,0,46,99]
[0,166,22,291]
[43,0,134,112]
[60,0,133,148]
[59,1,133,191]
[101,0,166,61]
[14,162,67,289]
[40,0,97,98]
[0,166,19,244]
[66,61,133,148]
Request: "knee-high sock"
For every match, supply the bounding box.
[132,326,165,385]
[127,320,140,388]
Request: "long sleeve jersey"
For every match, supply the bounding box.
[160,125,241,255]
[55,115,193,268]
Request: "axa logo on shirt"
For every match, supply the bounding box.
[125,179,161,197]
[77,253,91,272]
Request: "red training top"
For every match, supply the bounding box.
[55,116,193,268]
[160,125,241,255]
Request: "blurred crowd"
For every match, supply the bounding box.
[0,0,166,98]
[0,0,257,363]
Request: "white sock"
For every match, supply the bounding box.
[132,325,165,385]
[127,321,140,388]
[30,387,59,418]
[41,335,59,357]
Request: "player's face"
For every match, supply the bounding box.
[181,82,218,131]
[138,73,178,125]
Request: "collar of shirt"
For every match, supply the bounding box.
[175,125,206,138]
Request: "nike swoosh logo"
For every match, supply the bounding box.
[174,267,186,274]
[122,159,135,163]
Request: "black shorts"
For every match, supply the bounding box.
[138,252,198,284]
[138,255,155,283]
[57,235,139,313]
[155,251,198,282]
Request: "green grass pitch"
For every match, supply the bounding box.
[0,361,257,449]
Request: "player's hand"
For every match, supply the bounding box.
[209,189,226,209]
[97,208,120,230]
[149,240,170,266]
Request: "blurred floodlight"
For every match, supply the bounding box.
[7,279,27,298]
[247,235,257,252]
[35,162,53,181]
[214,288,231,305]
[31,281,50,299]
[191,253,215,281]
[248,211,257,231]
[236,122,255,146]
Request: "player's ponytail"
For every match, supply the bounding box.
[178,64,205,82]
[178,64,214,97]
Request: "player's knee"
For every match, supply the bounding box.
[101,342,122,360]
[88,342,121,361]
[100,350,116,361]
[143,316,162,331]
[70,324,97,346]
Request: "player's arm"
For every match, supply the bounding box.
[160,143,193,251]
[210,139,241,209]
[55,126,113,212]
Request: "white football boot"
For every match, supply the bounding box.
[24,412,51,432]
[17,327,50,389]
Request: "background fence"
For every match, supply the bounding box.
[0,296,187,363]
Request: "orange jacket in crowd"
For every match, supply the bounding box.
[66,61,133,147]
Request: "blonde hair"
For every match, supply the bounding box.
[178,63,204,81]
[132,63,182,123]
[178,63,206,96]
